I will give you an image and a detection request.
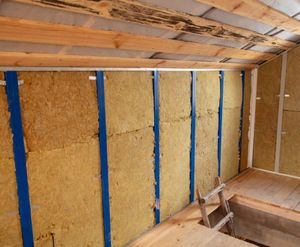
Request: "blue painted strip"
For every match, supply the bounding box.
[96,71,111,247]
[238,71,246,174]
[4,71,34,247]
[153,70,160,224]
[218,71,225,177]
[189,71,196,202]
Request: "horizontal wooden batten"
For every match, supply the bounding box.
[197,0,300,36]
[15,0,295,49]
[0,17,275,61]
[0,52,257,69]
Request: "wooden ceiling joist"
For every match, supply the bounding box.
[0,17,275,61]
[197,0,300,36]
[15,0,295,49]
[0,52,257,69]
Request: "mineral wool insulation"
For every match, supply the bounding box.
[254,45,300,176]
[0,70,249,246]
[280,46,300,177]
[105,72,155,247]
[254,58,282,171]
[159,72,191,221]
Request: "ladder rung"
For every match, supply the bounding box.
[212,212,234,231]
[200,183,225,203]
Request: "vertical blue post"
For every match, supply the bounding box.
[96,71,111,247]
[189,71,196,202]
[238,71,245,174]
[153,70,160,224]
[5,71,34,247]
[218,71,225,177]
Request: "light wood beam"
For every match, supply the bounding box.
[0,52,257,69]
[0,17,274,61]
[197,0,300,36]
[14,0,295,49]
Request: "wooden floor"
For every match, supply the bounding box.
[226,168,300,211]
[128,168,300,247]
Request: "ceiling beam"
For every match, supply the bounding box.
[0,52,257,69]
[14,0,295,49]
[0,17,274,61]
[197,0,300,36]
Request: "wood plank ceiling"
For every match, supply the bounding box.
[0,0,299,69]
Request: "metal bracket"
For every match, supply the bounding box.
[0,80,24,86]
[89,75,106,80]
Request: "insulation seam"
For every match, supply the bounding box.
[238,71,246,174]
[153,70,160,224]
[96,71,112,247]
[189,71,196,202]
[4,71,34,247]
[218,71,225,177]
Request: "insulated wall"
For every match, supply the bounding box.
[18,72,104,246]
[280,46,300,176]
[105,72,155,247]
[0,70,250,246]
[254,45,300,177]
[195,71,219,194]
[222,71,243,181]
[195,70,247,195]
[159,72,191,221]
[254,58,282,171]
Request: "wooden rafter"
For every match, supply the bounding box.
[0,17,274,61]
[197,0,300,36]
[15,0,295,49]
[0,52,257,69]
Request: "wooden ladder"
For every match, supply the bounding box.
[196,177,235,237]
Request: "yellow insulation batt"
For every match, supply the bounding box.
[105,72,155,246]
[18,72,104,246]
[222,71,242,182]
[195,71,219,194]
[159,72,191,221]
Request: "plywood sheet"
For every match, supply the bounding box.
[284,46,300,112]
[159,71,191,122]
[108,128,154,247]
[196,71,220,116]
[105,72,153,136]
[253,57,282,170]
[241,70,251,171]
[195,112,219,195]
[280,111,300,177]
[0,158,23,247]
[160,121,190,221]
[27,139,104,246]
[18,72,98,152]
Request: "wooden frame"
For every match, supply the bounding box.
[197,0,300,35]
[15,0,295,49]
[0,52,257,69]
[0,17,275,61]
